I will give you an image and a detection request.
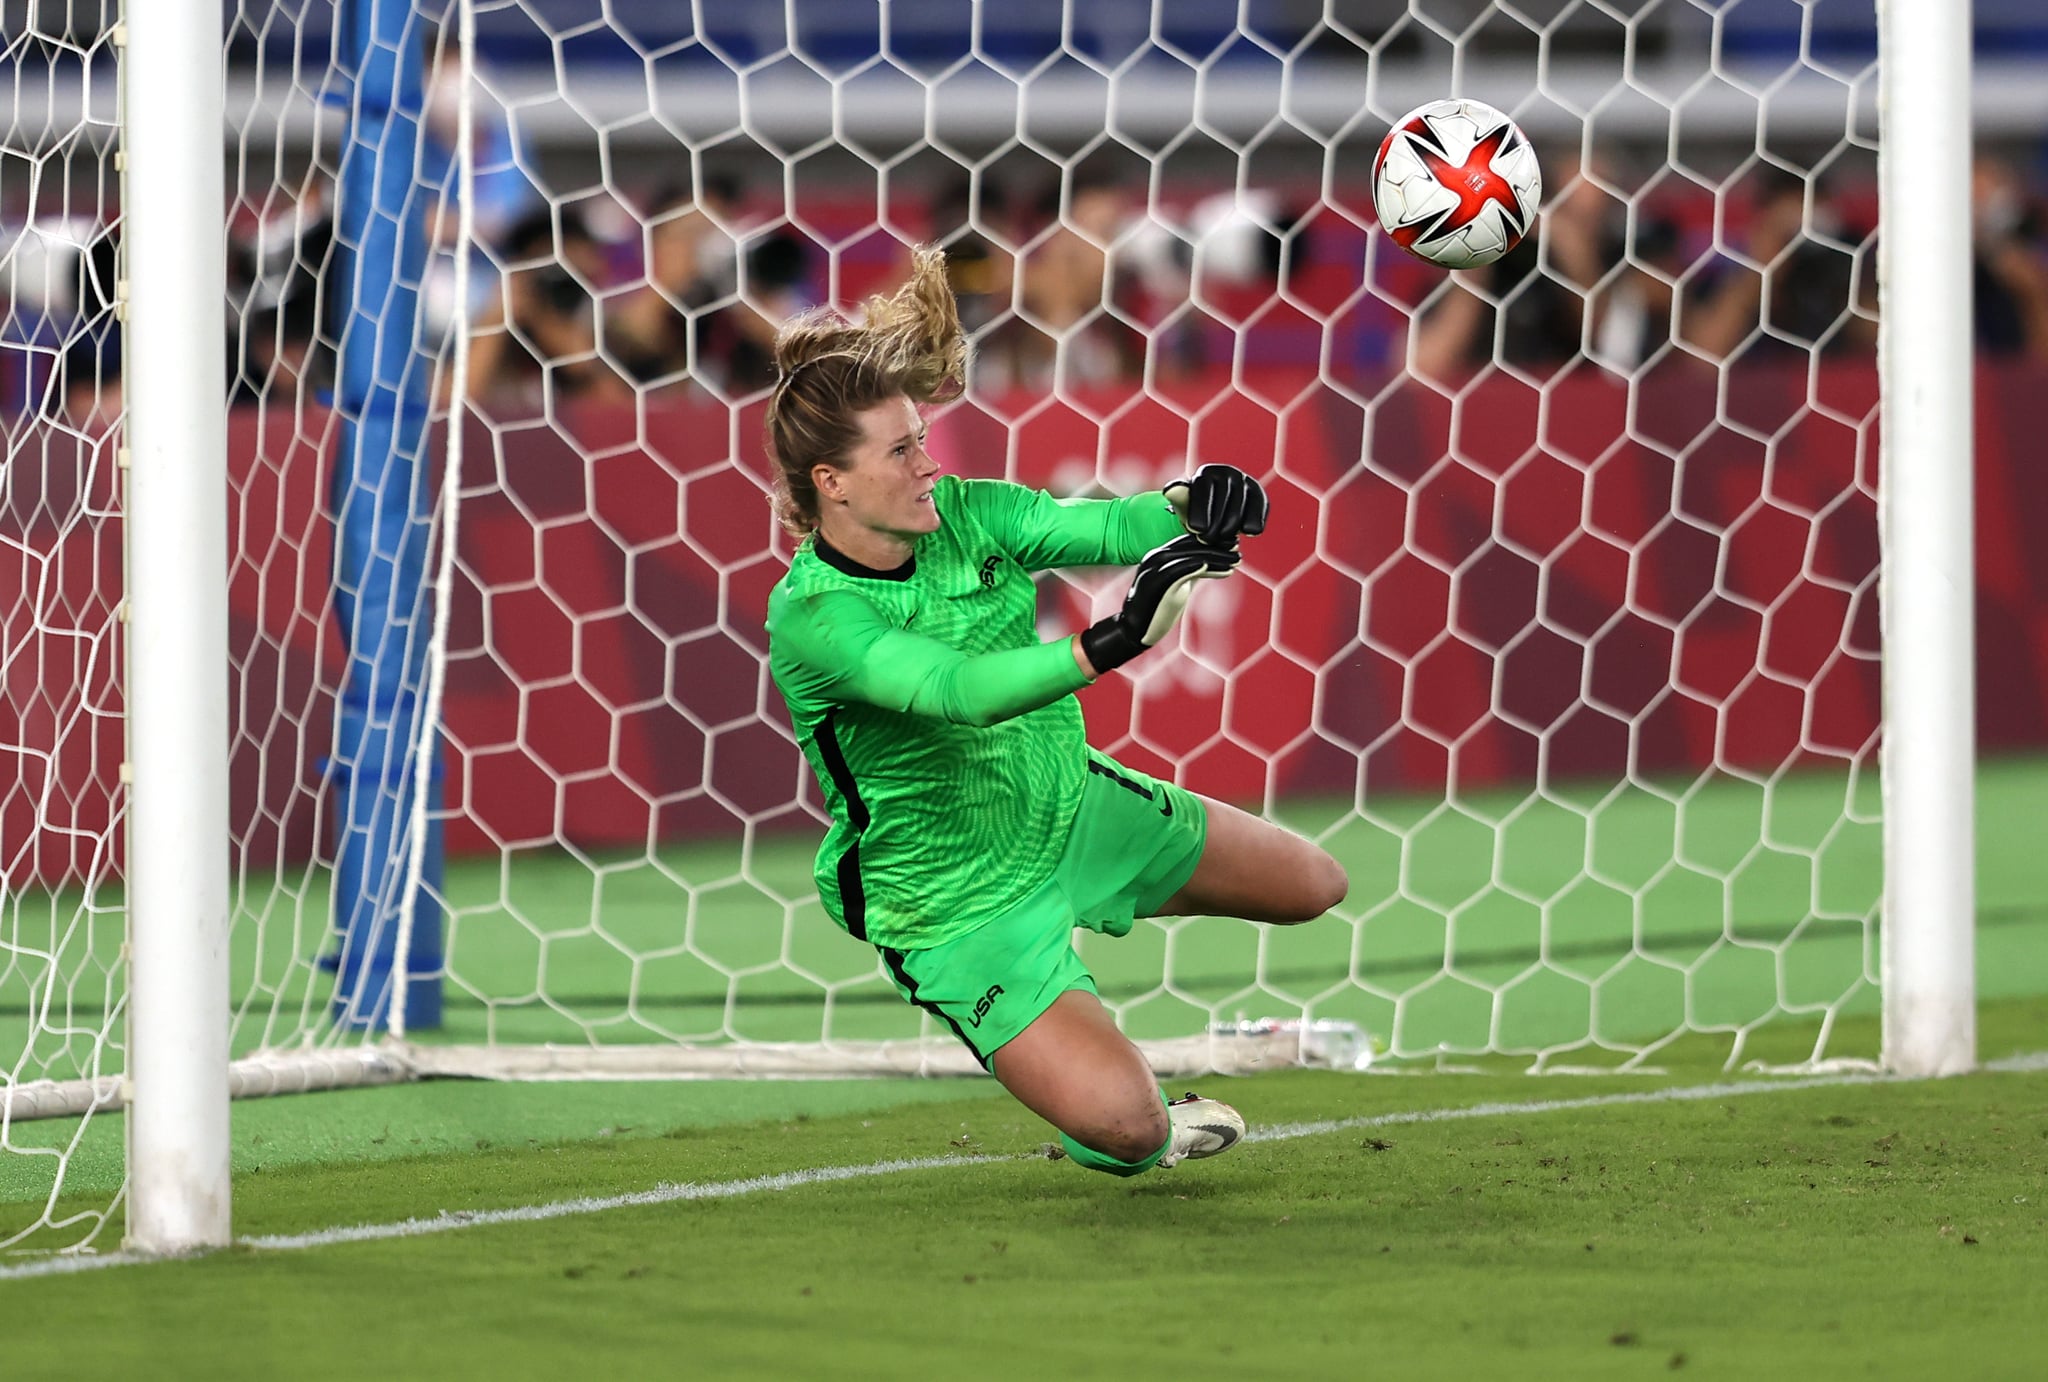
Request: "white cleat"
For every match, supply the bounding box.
[1158,1092,1246,1168]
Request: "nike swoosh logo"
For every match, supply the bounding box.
[1157,794,1173,819]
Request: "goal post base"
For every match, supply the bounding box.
[403,1018,1378,1082]
[0,1019,1376,1122]
[2,1049,411,1123]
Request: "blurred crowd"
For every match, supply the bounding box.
[238,151,2048,418]
[219,144,2048,420]
[13,44,2048,435]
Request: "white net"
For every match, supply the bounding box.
[3,0,129,1252]
[5,0,1915,1249]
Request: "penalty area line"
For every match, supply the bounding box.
[6,1055,2043,1283]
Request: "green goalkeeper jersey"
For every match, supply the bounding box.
[766,475,1185,950]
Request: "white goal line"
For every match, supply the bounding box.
[5,1054,2044,1285]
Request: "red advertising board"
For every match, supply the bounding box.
[6,361,2045,884]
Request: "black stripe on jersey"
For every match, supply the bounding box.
[816,712,870,830]
[816,710,870,940]
[1087,758,1155,803]
[835,842,868,943]
[879,947,986,1067]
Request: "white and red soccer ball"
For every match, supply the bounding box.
[1372,99,1542,269]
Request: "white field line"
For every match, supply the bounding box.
[5,1053,2044,1284]
[1246,1070,1882,1143]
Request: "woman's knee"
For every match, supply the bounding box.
[1272,844,1348,923]
[1074,1101,1171,1164]
[1308,848,1349,916]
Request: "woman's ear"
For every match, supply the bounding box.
[812,463,845,506]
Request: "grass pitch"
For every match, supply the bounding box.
[4,759,2046,1376]
[11,758,2043,1068]
[5,998,2048,1380]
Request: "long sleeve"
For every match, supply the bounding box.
[956,479,1185,571]
[772,586,1089,728]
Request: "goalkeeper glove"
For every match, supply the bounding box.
[1079,534,1240,675]
[1163,463,1269,546]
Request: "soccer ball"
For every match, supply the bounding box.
[1372,99,1541,269]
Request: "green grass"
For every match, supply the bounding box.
[8,757,2043,1066]
[4,759,2046,1376]
[5,997,2048,1380]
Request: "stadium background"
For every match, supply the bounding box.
[4,14,2048,1348]
[0,0,2043,1075]
[6,1,2048,881]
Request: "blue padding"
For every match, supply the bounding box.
[327,0,442,1031]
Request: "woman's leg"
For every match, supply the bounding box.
[989,988,1169,1166]
[1155,794,1349,924]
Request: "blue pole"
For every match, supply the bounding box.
[327,0,442,1031]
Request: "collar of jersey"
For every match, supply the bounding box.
[813,534,916,582]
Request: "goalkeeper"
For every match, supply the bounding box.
[764,246,1348,1177]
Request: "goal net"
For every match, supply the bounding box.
[5,0,1964,1252]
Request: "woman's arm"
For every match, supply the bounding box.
[775,587,1094,728]
[955,478,1185,571]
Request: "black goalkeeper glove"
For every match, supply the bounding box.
[1163,463,1270,546]
[1079,534,1241,675]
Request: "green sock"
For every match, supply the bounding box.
[1058,1093,1173,1177]
[1059,1130,1170,1177]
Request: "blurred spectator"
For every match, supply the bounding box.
[1973,156,2048,362]
[1411,156,1681,380]
[926,175,1051,396]
[1588,215,1686,373]
[981,170,1143,391]
[45,137,2048,425]
[606,192,814,400]
[497,205,631,406]
[59,326,119,437]
[1185,189,1291,303]
[1410,236,1570,382]
[605,174,745,390]
[1024,175,1114,352]
[1553,158,1687,373]
[61,230,120,434]
[1183,188,1312,371]
[1682,167,1876,362]
[709,228,817,395]
[929,175,1017,340]
[413,30,546,410]
[233,298,322,409]
[421,35,544,248]
[227,175,333,408]
[71,224,119,318]
[420,200,508,410]
[661,173,744,306]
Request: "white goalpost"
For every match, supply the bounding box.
[118,0,233,1254]
[0,0,1980,1255]
[1875,0,1975,1080]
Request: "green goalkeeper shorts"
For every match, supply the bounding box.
[875,748,1208,1069]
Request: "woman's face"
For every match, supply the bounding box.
[817,395,941,543]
